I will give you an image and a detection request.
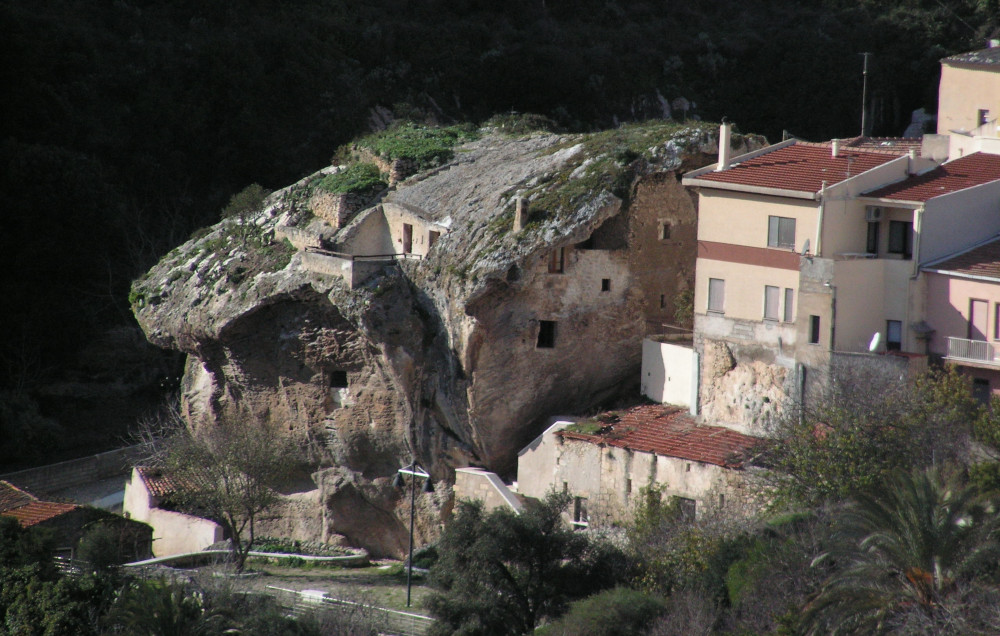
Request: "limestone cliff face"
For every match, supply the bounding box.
[132,125,764,556]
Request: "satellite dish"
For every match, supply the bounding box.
[801,238,811,256]
[868,332,882,352]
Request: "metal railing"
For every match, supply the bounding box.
[304,247,423,262]
[266,586,433,636]
[946,337,997,365]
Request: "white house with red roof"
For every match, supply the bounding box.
[123,466,224,557]
[923,236,1000,399]
[515,404,762,524]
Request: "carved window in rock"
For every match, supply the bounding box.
[548,247,565,273]
[329,371,348,388]
[601,278,611,292]
[537,320,556,349]
[402,223,413,254]
[428,230,440,248]
[660,222,671,240]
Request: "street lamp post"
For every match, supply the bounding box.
[392,462,433,607]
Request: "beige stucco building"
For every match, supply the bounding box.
[683,113,1000,431]
[123,467,224,557]
[516,404,761,525]
[938,46,1000,138]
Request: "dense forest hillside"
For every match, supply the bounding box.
[1,0,996,461]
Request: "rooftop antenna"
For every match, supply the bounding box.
[860,52,872,137]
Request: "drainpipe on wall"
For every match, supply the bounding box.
[814,181,827,257]
[911,207,924,279]
[689,350,700,417]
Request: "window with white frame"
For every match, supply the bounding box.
[764,285,780,320]
[708,278,725,313]
[767,216,796,249]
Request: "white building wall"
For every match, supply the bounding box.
[640,339,696,408]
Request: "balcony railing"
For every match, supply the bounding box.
[946,337,997,365]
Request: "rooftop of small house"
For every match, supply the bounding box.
[864,152,1000,202]
[687,141,907,194]
[0,480,78,528]
[134,466,202,500]
[556,404,762,468]
[943,46,1000,66]
[923,234,1000,281]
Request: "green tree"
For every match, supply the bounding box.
[539,587,667,636]
[427,492,631,636]
[221,183,271,247]
[159,415,298,572]
[802,468,1000,635]
[108,579,231,636]
[767,367,982,506]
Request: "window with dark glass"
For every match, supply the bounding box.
[783,288,795,323]
[886,320,902,351]
[866,221,880,254]
[888,221,913,258]
[809,315,821,344]
[767,216,796,249]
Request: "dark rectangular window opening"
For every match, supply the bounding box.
[974,378,991,405]
[573,497,589,527]
[428,230,441,248]
[676,497,696,522]
[329,370,349,388]
[601,278,611,292]
[886,320,902,351]
[660,294,666,309]
[994,303,1000,340]
[548,247,565,273]
[537,320,556,348]
[660,222,671,240]
[809,315,821,344]
[866,221,880,254]
[626,479,632,495]
[980,109,991,127]
[888,220,913,259]
[402,223,413,254]
[767,216,796,249]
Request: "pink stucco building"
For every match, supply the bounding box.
[924,237,1000,399]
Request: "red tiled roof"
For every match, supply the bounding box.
[692,142,903,194]
[0,481,35,512]
[865,152,1000,202]
[842,137,923,151]
[924,237,1000,280]
[4,501,78,528]
[135,466,183,499]
[0,481,78,527]
[556,405,762,468]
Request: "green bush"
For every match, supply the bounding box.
[317,163,386,195]
[355,122,477,170]
[540,587,667,636]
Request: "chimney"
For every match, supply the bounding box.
[715,121,733,171]
[514,197,527,231]
[831,139,841,158]
[907,148,918,175]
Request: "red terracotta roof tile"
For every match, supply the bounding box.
[135,466,183,499]
[865,152,1000,202]
[0,481,35,512]
[3,501,78,527]
[924,236,1000,280]
[692,142,903,194]
[556,405,762,468]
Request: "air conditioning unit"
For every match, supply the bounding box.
[866,206,883,222]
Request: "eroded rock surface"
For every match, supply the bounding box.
[132,125,764,555]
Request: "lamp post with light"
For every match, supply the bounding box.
[392,462,433,607]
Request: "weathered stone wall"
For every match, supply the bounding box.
[698,339,791,436]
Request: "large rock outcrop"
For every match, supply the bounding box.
[131,123,764,555]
